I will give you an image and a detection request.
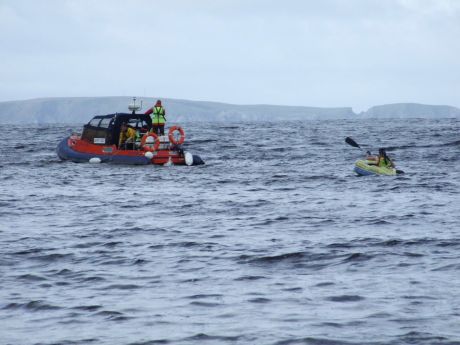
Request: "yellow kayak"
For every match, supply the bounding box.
[354,160,397,176]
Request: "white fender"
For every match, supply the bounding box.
[184,151,193,166]
[144,151,154,159]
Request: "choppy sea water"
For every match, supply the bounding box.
[1,119,460,345]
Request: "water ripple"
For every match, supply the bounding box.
[1,120,459,345]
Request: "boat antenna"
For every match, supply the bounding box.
[128,97,143,114]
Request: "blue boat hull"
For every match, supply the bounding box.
[56,137,150,165]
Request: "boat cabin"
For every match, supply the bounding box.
[81,113,152,147]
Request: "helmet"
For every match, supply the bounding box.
[155,100,162,106]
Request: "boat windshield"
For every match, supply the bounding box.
[99,118,112,128]
[89,118,101,127]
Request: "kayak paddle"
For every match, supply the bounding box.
[345,137,361,149]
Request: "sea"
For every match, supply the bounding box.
[1,119,459,345]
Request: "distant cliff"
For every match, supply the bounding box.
[0,97,354,123]
[0,97,458,124]
[359,103,460,119]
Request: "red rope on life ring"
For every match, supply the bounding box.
[141,133,160,152]
[168,126,185,145]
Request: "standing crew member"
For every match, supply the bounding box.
[145,100,166,135]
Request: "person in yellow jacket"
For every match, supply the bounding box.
[145,99,166,135]
[118,122,137,149]
[367,148,395,168]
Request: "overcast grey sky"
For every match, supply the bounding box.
[1,0,459,111]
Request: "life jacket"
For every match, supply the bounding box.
[378,156,392,168]
[152,106,166,125]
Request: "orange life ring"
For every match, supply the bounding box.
[141,133,160,152]
[168,126,185,145]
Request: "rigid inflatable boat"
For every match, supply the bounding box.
[354,160,397,176]
[57,102,204,166]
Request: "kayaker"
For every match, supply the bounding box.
[118,122,137,149]
[145,100,166,135]
[367,148,394,168]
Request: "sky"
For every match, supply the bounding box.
[0,0,459,111]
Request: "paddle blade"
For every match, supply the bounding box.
[345,137,360,148]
